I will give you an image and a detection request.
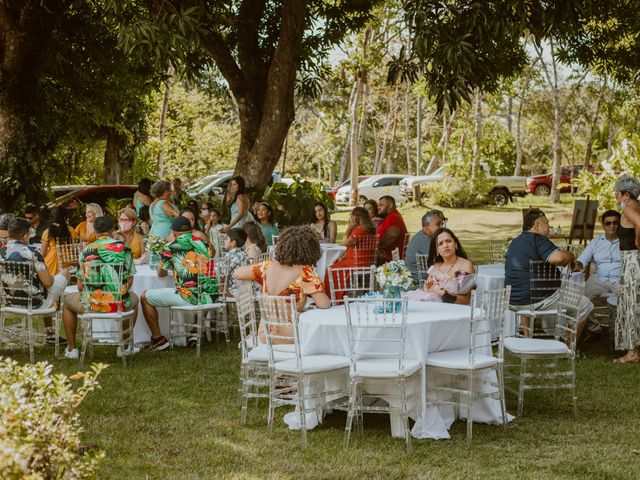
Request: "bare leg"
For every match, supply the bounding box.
[62,308,77,351]
[141,292,161,338]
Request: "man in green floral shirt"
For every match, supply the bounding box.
[62,216,137,359]
[141,216,218,351]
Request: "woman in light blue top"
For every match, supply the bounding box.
[255,201,279,246]
[133,178,153,215]
[223,176,254,232]
[149,180,179,239]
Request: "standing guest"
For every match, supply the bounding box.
[223,176,254,232]
[140,216,217,351]
[41,207,77,275]
[136,205,151,235]
[323,207,377,300]
[133,178,153,216]
[117,207,146,260]
[423,228,475,305]
[62,216,137,359]
[364,199,383,228]
[178,208,210,246]
[75,203,103,244]
[242,222,267,261]
[505,209,593,341]
[0,213,16,248]
[375,196,408,264]
[405,210,446,283]
[224,228,250,297]
[171,177,187,207]
[612,176,640,363]
[25,204,48,245]
[1,217,70,345]
[149,180,179,239]
[255,202,279,246]
[234,225,331,342]
[310,201,337,244]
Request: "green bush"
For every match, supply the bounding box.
[421,170,496,208]
[0,358,106,479]
[262,177,334,227]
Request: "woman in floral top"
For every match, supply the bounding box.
[235,225,330,344]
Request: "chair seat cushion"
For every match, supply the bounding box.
[504,337,570,355]
[426,349,499,370]
[2,306,57,316]
[170,302,224,311]
[247,344,295,362]
[275,354,350,374]
[514,309,557,316]
[351,357,421,378]
[79,310,135,320]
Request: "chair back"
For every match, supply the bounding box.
[529,260,562,305]
[488,240,507,264]
[236,280,258,358]
[0,260,38,310]
[257,294,301,368]
[252,252,271,264]
[353,234,378,266]
[327,265,376,306]
[401,232,410,259]
[207,256,229,301]
[556,278,584,350]
[343,296,409,376]
[416,253,429,284]
[469,286,511,363]
[80,260,129,313]
[56,240,83,273]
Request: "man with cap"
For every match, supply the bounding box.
[405,210,446,284]
[141,215,218,351]
[62,215,137,359]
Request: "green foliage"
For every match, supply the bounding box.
[0,358,106,479]
[422,166,496,208]
[104,198,131,219]
[262,177,334,227]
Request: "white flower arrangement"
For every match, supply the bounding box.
[375,260,414,291]
[146,235,166,255]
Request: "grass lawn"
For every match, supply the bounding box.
[5,195,640,479]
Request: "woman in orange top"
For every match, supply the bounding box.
[75,203,103,244]
[117,207,146,260]
[41,207,77,275]
[235,225,330,343]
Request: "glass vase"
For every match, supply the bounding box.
[149,252,161,270]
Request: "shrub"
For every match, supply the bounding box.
[0,358,106,479]
[262,177,334,226]
[421,170,495,208]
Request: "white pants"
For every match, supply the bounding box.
[42,273,69,309]
[511,290,594,324]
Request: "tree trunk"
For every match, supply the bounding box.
[515,95,525,177]
[425,110,455,174]
[584,79,606,171]
[375,88,398,175]
[349,75,365,206]
[415,95,422,175]
[471,90,482,178]
[403,84,412,175]
[104,129,121,184]
[506,95,513,134]
[156,66,174,178]
[338,82,358,184]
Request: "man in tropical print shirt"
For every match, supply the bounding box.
[62,216,137,359]
[141,216,218,351]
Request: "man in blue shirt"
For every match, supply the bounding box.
[405,210,446,284]
[505,209,593,340]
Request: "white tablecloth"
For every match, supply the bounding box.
[299,301,509,439]
[477,264,505,291]
[131,264,175,344]
[315,243,347,280]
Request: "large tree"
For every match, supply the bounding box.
[114,0,380,199]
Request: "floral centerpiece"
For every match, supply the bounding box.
[146,235,166,269]
[375,260,413,309]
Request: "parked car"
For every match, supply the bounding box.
[187,171,283,200]
[326,176,370,201]
[336,174,408,206]
[525,165,593,196]
[50,185,138,214]
[51,185,94,198]
[400,163,527,206]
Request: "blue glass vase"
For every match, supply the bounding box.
[376,285,401,313]
[149,252,161,270]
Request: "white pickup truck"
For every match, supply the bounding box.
[399,163,527,206]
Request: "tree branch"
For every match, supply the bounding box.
[237,0,266,81]
[200,30,245,99]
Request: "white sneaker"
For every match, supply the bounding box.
[64,348,79,359]
[116,344,141,358]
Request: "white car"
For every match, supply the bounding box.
[335,174,409,206]
[187,171,283,200]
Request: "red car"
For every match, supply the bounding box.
[526,165,593,196]
[50,185,138,212]
[326,176,370,201]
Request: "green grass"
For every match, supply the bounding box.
[6,195,640,479]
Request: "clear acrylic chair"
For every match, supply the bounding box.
[353,234,378,266]
[416,253,429,285]
[488,240,508,264]
[258,294,349,448]
[425,287,511,444]
[56,240,83,274]
[252,252,271,265]
[169,256,227,357]
[343,296,421,451]
[505,278,584,417]
[401,232,411,259]
[77,261,135,367]
[326,265,376,306]
[0,260,60,362]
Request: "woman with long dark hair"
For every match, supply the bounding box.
[41,207,76,275]
[310,201,336,244]
[255,201,279,246]
[243,221,267,261]
[133,178,153,216]
[223,176,254,232]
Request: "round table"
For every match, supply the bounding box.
[315,243,347,281]
[131,264,175,344]
[477,263,505,291]
[299,301,509,439]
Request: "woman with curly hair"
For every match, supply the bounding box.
[235,225,331,343]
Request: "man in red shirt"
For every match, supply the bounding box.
[375,196,408,265]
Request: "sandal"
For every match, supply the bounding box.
[613,354,640,364]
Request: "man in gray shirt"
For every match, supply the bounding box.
[405,210,446,284]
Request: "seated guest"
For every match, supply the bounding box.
[186,199,206,230]
[1,217,70,344]
[0,213,16,248]
[224,228,250,297]
[242,222,267,261]
[62,216,137,359]
[375,195,408,264]
[117,207,146,261]
[75,203,103,244]
[364,199,383,228]
[422,228,475,305]
[205,207,224,236]
[178,207,210,245]
[141,216,217,351]
[235,225,331,343]
[405,210,446,283]
[41,207,77,275]
[505,208,593,339]
[200,202,215,223]
[133,178,153,215]
[323,207,377,300]
[136,205,151,236]
[25,204,48,245]
[255,202,279,246]
[310,201,337,244]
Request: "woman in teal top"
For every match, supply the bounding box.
[255,201,279,246]
[133,178,152,215]
[223,176,254,232]
[149,180,179,239]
